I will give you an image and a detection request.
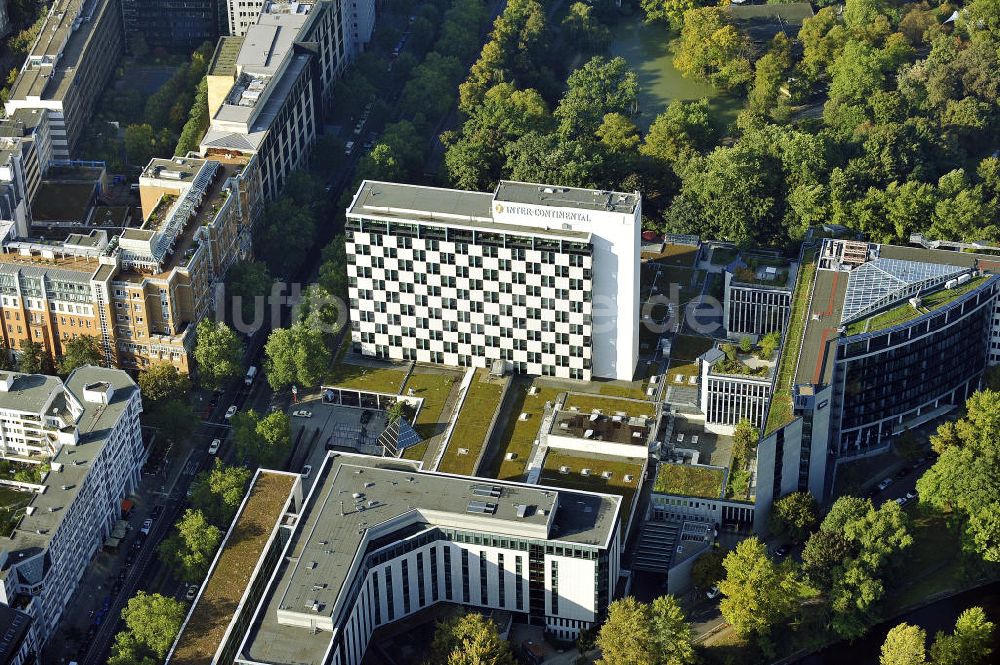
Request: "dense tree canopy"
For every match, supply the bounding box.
[719,537,799,647]
[193,320,244,390]
[189,460,251,527]
[138,363,191,406]
[596,595,695,665]
[917,390,1000,563]
[426,612,515,665]
[58,335,103,375]
[158,509,222,584]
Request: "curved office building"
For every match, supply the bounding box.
[832,274,1000,452]
[755,239,1000,530]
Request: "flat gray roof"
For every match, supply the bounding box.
[1,367,138,574]
[495,180,638,214]
[348,181,592,240]
[0,373,62,414]
[241,453,620,665]
[9,0,114,102]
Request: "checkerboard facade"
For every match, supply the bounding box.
[346,221,595,380]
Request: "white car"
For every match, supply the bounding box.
[877,477,893,491]
[905,489,918,501]
[140,518,153,535]
[292,410,312,418]
[706,586,721,599]
[225,405,237,419]
[302,464,312,479]
[185,584,198,601]
[208,439,221,455]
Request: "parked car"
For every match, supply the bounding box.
[151,505,164,519]
[292,410,312,418]
[774,543,791,558]
[185,584,198,601]
[706,585,721,599]
[894,496,907,506]
[225,405,238,419]
[302,464,312,479]
[905,489,918,501]
[140,518,152,535]
[208,439,221,455]
[895,466,912,479]
[877,477,894,491]
[344,140,355,155]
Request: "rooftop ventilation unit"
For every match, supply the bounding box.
[466,500,498,515]
[471,484,502,498]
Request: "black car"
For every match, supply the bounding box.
[895,466,912,479]
[151,504,164,519]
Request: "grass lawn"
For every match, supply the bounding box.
[765,251,816,435]
[495,383,563,481]
[846,275,992,335]
[401,369,461,461]
[653,463,726,499]
[0,486,33,537]
[562,393,655,419]
[539,450,644,525]
[325,361,409,394]
[437,370,504,475]
[885,506,965,613]
[644,243,699,267]
[596,380,652,401]
[170,472,294,665]
[666,334,715,380]
[710,246,739,266]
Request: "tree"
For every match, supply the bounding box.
[119,592,186,659]
[318,236,349,300]
[296,284,345,337]
[138,362,191,406]
[562,2,611,52]
[641,0,707,31]
[427,612,515,665]
[58,335,103,374]
[257,198,316,276]
[673,8,753,91]
[596,596,657,665]
[232,409,291,467]
[929,606,995,665]
[917,390,1000,562]
[146,399,196,444]
[641,99,718,168]
[718,537,798,645]
[194,320,243,390]
[159,509,222,584]
[555,56,638,139]
[731,418,758,467]
[801,529,851,589]
[650,595,696,665]
[739,336,753,353]
[504,132,603,189]
[227,260,272,326]
[189,459,251,527]
[264,321,333,390]
[759,331,781,358]
[108,630,158,665]
[124,124,162,166]
[770,491,820,543]
[18,340,51,375]
[880,623,927,665]
[691,548,726,590]
[596,113,641,153]
[175,78,208,156]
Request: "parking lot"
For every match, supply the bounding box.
[287,397,391,494]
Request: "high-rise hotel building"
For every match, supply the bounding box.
[345,181,641,381]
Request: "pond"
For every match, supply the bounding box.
[610,15,743,131]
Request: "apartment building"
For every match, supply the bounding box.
[4,0,124,159]
[0,155,263,372]
[201,4,319,200]
[226,0,371,59]
[756,238,1000,525]
[345,180,641,381]
[0,368,144,648]
[166,453,622,665]
[0,111,52,242]
[119,0,219,50]
[0,604,35,665]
